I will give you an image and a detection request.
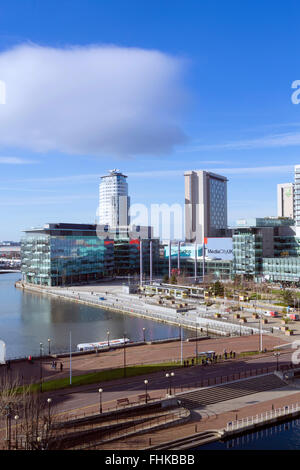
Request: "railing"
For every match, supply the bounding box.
[176,362,293,393]
[226,402,300,432]
[74,408,188,450]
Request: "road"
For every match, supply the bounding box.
[47,349,294,419]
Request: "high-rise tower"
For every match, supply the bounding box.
[184,170,228,243]
[277,182,294,219]
[99,169,130,228]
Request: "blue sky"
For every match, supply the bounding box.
[0,0,300,240]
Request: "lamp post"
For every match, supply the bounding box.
[274,352,281,371]
[165,373,170,395]
[143,327,146,343]
[170,372,175,395]
[144,380,148,403]
[5,404,11,450]
[259,314,263,352]
[47,398,52,428]
[107,330,110,348]
[123,333,127,378]
[36,436,42,450]
[195,323,198,364]
[48,338,51,355]
[98,388,103,414]
[40,342,43,393]
[14,415,19,450]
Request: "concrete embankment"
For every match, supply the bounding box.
[15,281,228,336]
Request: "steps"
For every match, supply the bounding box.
[178,374,286,409]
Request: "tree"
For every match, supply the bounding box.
[281,289,295,307]
[212,281,224,297]
[0,375,58,450]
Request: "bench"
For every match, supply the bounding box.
[138,393,151,402]
[117,398,130,407]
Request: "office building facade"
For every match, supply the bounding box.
[232,217,296,280]
[184,170,228,243]
[21,223,114,286]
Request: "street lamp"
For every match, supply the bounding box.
[36,436,42,450]
[14,415,19,450]
[98,388,103,413]
[170,372,175,395]
[195,324,198,364]
[107,330,110,347]
[48,339,51,355]
[47,398,52,428]
[40,342,43,393]
[5,404,12,450]
[165,373,170,395]
[144,380,148,403]
[274,352,281,371]
[123,333,127,378]
[143,327,146,343]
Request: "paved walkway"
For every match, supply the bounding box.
[96,387,300,450]
[0,334,287,386]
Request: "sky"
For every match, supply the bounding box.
[0,0,300,240]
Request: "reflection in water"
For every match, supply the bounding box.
[199,419,300,450]
[0,273,197,358]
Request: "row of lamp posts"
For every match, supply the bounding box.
[97,372,175,413]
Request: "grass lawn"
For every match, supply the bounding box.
[31,361,183,393]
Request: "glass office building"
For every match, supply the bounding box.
[21,224,114,286]
[232,232,263,276]
[263,257,300,283]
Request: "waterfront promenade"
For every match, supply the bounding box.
[0,334,287,386]
[0,333,296,450]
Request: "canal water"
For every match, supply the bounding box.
[0,273,196,359]
[197,418,300,450]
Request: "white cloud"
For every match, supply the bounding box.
[0,157,36,164]
[0,44,187,157]
[187,132,300,152]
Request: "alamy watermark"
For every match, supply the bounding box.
[291,80,300,104]
[0,80,6,104]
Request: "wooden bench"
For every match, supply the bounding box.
[117,398,130,407]
[138,393,151,402]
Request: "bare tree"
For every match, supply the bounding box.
[0,375,58,450]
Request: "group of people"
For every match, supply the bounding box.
[51,360,63,371]
[223,350,236,360]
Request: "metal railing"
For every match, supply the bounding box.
[74,408,188,450]
[226,402,300,432]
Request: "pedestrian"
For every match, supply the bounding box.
[60,362,63,372]
[54,361,57,369]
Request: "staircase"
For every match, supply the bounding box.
[178,373,286,410]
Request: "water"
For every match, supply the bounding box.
[0,273,195,359]
[197,418,300,450]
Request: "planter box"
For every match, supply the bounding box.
[281,326,288,332]
[215,313,221,318]
[234,314,240,319]
[252,314,259,319]
[263,319,268,324]
[285,330,294,336]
